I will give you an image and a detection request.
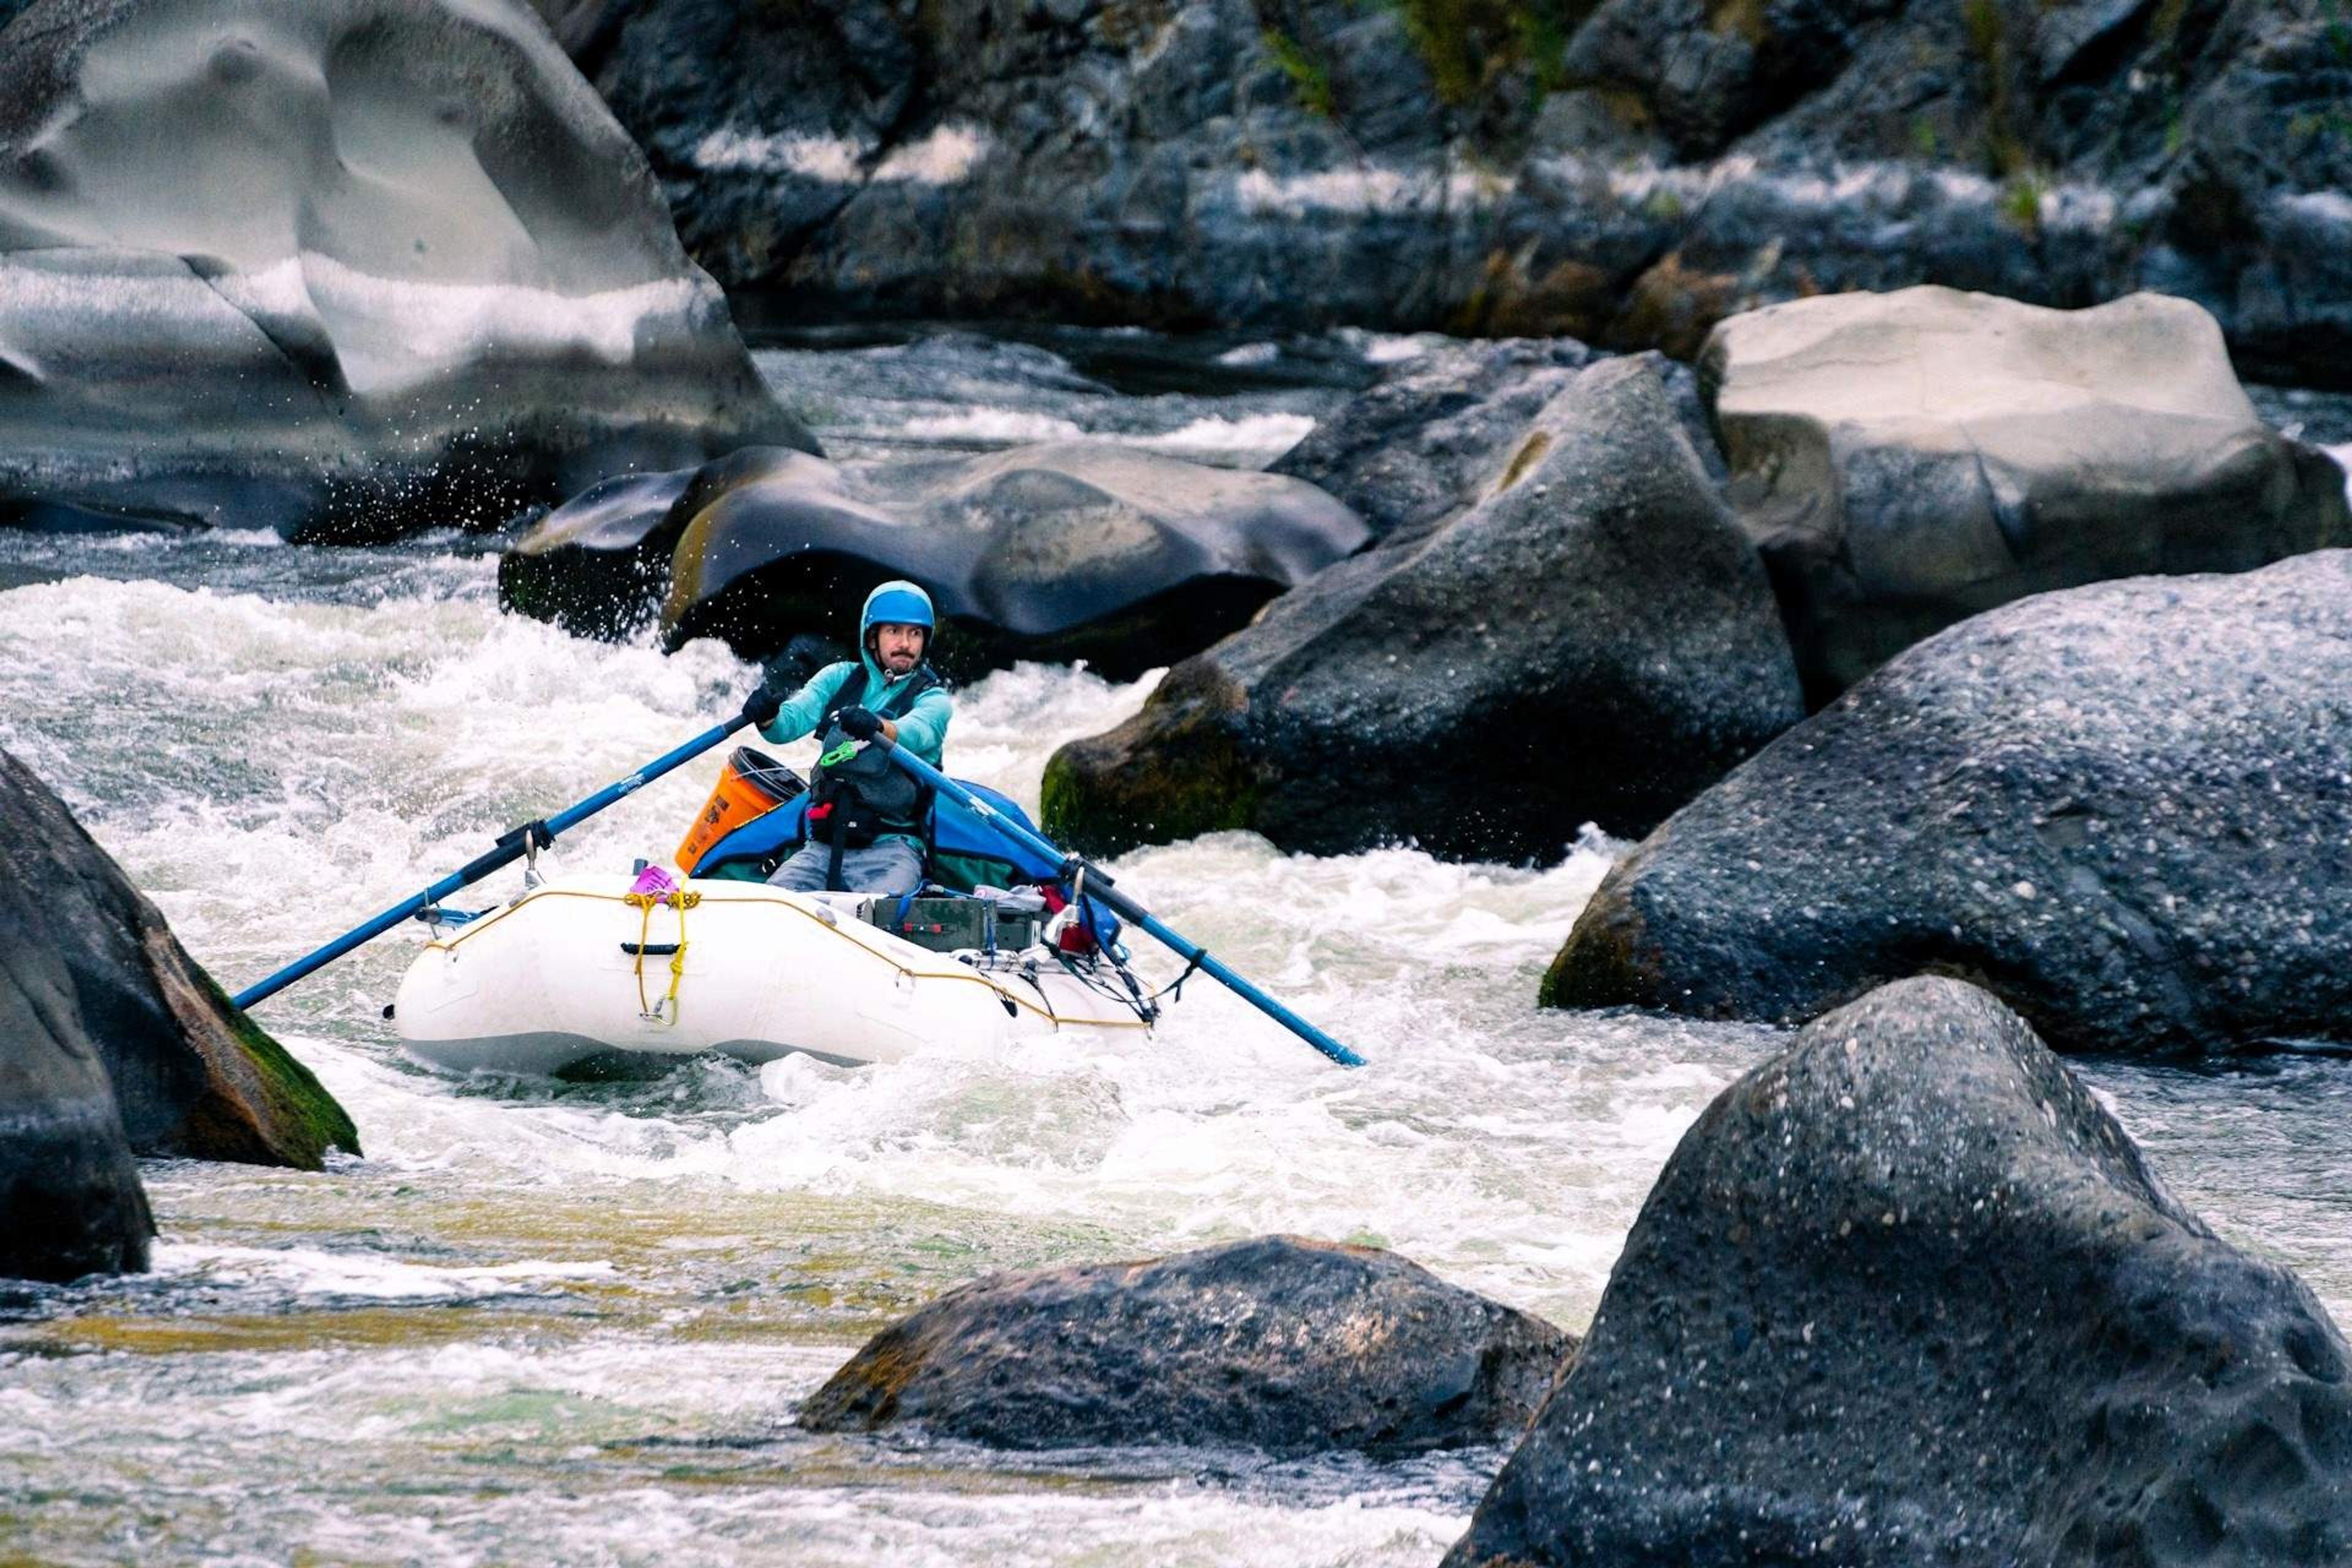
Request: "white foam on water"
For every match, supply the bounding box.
[896,408,1088,444]
[1215,341,1281,368]
[152,1242,616,1302]
[14,455,2348,1563]
[887,409,1316,466]
[2326,443,2352,507]
[1123,412,1318,462]
[0,570,1757,1330]
[1334,326,1442,365]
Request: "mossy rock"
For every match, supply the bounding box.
[1041,658,1262,856]
[0,748,360,1170]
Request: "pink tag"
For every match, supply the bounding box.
[630,864,678,899]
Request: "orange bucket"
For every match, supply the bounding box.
[674,747,804,872]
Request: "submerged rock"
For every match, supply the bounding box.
[1546,550,2352,1058]
[0,0,810,541]
[1447,978,2352,1567]
[1705,287,2351,698]
[1041,356,1803,864]
[501,442,1367,678]
[0,750,357,1168]
[799,1235,1571,1455]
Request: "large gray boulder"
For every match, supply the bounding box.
[1,750,358,1169]
[1448,978,2352,1567]
[799,1235,1572,1455]
[500,441,1368,679]
[1267,338,1602,546]
[1041,355,1804,864]
[1546,550,2352,1058]
[0,0,810,540]
[1703,287,2351,697]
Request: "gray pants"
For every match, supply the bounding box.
[766,837,925,896]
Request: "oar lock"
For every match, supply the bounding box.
[497,818,558,891]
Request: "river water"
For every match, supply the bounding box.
[1,329,2347,1566]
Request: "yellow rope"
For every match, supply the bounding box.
[622,889,701,1023]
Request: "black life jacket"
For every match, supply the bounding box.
[802,663,942,854]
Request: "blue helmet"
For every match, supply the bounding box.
[861,579,935,647]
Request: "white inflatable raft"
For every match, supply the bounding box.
[392,873,1153,1075]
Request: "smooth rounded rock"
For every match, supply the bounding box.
[502,441,1368,678]
[1546,549,2352,1057]
[0,0,811,540]
[799,1234,1573,1455]
[1042,355,1804,864]
[1702,287,2351,698]
[1,749,358,1168]
[1448,977,2352,1568]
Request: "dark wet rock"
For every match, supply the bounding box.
[1041,355,1803,864]
[0,911,153,1283]
[501,442,1368,679]
[1704,287,2352,699]
[496,467,696,642]
[1268,338,1600,546]
[799,1235,1572,1455]
[0,0,810,541]
[1,750,358,1168]
[556,0,2351,383]
[578,0,1481,332]
[1545,550,2352,1058]
[1447,977,2352,1567]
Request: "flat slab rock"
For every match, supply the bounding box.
[1447,976,2352,1567]
[799,1235,1572,1455]
[1704,287,2350,696]
[1547,549,2352,1058]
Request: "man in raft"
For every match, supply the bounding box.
[741,579,953,896]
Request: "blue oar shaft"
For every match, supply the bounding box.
[880,741,1364,1068]
[232,715,750,1011]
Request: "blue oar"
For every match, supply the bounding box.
[232,714,756,1011]
[875,738,1365,1068]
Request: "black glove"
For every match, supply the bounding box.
[837,705,883,741]
[739,681,784,728]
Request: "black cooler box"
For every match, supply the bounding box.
[862,895,1041,954]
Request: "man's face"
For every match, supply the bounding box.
[873,621,927,675]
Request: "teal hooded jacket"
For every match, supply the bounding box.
[757,582,952,846]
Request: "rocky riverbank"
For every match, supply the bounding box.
[546,0,2352,383]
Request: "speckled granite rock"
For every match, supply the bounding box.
[1449,977,2352,1567]
[1547,549,2352,1057]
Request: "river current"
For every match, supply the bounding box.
[1,329,2347,1566]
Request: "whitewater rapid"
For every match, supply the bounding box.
[2,330,2347,1567]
